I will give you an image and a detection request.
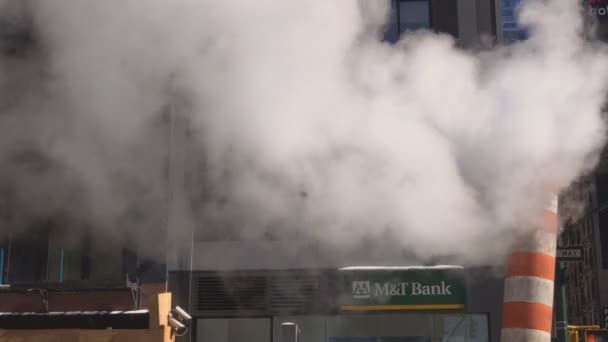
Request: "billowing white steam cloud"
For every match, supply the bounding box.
[0,0,606,263]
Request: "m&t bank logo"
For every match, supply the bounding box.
[352,281,371,298]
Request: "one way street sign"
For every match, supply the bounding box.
[556,246,584,261]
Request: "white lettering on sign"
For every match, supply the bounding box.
[557,250,581,258]
[590,5,608,16]
[556,248,583,259]
[353,281,452,298]
[411,281,452,296]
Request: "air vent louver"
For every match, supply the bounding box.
[194,270,327,316]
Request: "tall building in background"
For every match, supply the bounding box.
[559,150,608,328]
[166,1,504,342]
[556,0,608,331]
[382,0,496,46]
[499,0,529,43]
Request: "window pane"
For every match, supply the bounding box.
[398,1,430,32]
[500,0,529,43]
[383,1,400,43]
[88,232,123,282]
[47,230,84,282]
[7,229,48,283]
[384,0,430,42]
[327,314,434,339]
[269,314,489,341]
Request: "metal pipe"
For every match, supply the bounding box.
[501,192,558,341]
[555,260,569,342]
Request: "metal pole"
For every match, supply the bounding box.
[555,260,569,342]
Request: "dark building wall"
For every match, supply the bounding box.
[596,173,608,269]
[560,166,608,327]
[478,0,497,39]
[0,290,135,312]
[465,267,505,342]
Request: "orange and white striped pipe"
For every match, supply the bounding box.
[501,192,558,341]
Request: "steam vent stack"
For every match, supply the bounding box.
[501,191,558,341]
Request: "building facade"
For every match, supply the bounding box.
[0,8,167,312]
[7,0,600,340]
[559,149,608,329]
[166,1,505,342]
[557,0,608,331]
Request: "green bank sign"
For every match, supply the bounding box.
[338,267,466,312]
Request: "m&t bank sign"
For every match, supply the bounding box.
[339,267,466,312]
[352,280,454,298]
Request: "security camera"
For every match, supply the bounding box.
[168,316,186,330]
[173,306,192,322]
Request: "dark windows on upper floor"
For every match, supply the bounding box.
[0,225,166,286]
[383,0,462,44]
[383,0,431,43]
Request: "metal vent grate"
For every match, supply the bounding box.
[269,273,320,313]
[196,273,267,313]
[194,270,328,316]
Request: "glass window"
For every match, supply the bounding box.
[270,314,489,342]
[398,1,430,33]
[88,233,123,282]
[6,227,48,283]
[500,0,529,43]
[197,318,271,342]
[383,0,430,43]
[47,229,85,282]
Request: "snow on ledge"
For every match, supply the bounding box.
[338,265,464,271]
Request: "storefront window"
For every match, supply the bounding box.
[271,314,489,342]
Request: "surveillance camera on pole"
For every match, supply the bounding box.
[168,316,186,330]
[173,306,192,322]
[167,306,192,336]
